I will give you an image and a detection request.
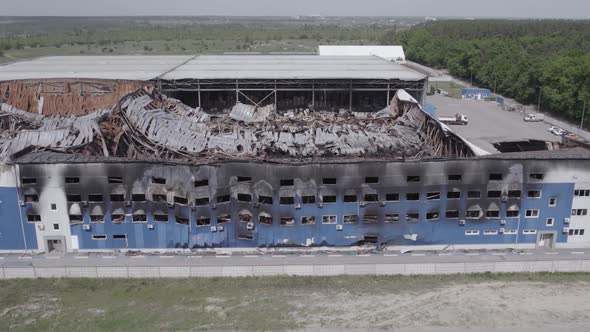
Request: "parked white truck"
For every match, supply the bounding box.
[438,113,468,125]
[523,113,545,122]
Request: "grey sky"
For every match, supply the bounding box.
[1,0,589,18]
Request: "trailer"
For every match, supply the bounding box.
[523,113,545,122]
[438,113,468,125]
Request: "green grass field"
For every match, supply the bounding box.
[2,273,590,331]
[0,38,378,64]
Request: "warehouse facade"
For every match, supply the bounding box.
[1,54,589,253]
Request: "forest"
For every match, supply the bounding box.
[384,20,590,127]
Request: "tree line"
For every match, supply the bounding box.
[383,20,590,128]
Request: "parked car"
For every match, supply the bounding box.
[548,126,566,136]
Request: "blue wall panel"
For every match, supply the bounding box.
[0,187,38,250]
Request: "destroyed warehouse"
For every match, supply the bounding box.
[0,55,589,253]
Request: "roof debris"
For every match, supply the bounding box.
[0,87,474,163]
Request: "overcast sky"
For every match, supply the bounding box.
[1,0,589,18]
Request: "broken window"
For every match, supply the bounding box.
[446,210,460,219]
[174,196,188,205]
[90,215,105,223]
[110,194,125,202]
[487,191,502,198]
[88,194,103,202]
[344,215,359,224]
[259,196,273,204]
[152,177,166,184]
[467,191,481,199]
[301,216,315,225]
[323,178,337,185]
[175,215,189,225]
[343,195,357,202]
[113,234,127,239]
[217,195,230,204]
[426,211,439,221]
[427,192,441,200]
[506,210,520,218]
[465,210,481,219]
[132,194,146,202]
[406,193,420,201]
[111,214,126,223]
[259,215,273,225]
[108,177,123,184]
[447,191,461,199]
[364,194,378,202]
[406,175,420,183]
[486,210,500,218]
[302,195,316,204]
[22,177,37,184]
[280,217,295,226]
[406,213,420,223]
[92,235,107,240]
[239,213,252,223]
[448,174,462,181]
[66,194,82,202]
[194,179,209,187]
[508,190,521,198]
[322,215,337,224]
[529,173,544,180]
[65,177,80,184]
[195,197,209,206]
[27,214,41,222]
[237,176,252,183]
[384,214,400,223]
[527,190,541,198]
[280,179,294,186]
[133,214,147,223]
[152,194,167,202]
[237,194,252,202]
[364,215,378,224]
[217,214,231,224]
[280,196,295,205]
[365,177,379,184]
[322,195,337,203]
[489,173,503,181]
[69,214,83,224]
[24,194,39,202]
[386,193,399,201]
[197,217,211,226]
[154,214,169,222]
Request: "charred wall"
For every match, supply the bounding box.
[15,157,586,249]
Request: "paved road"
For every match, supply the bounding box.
[2,248,590,268]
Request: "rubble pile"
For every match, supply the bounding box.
[0,87,473,162]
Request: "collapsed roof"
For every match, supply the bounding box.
[0,87,475,163]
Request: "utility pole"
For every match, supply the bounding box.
[494,75,497,95]
[537,86,542,113]
[581,100,587,130]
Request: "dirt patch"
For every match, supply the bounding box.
[289,281,590,330]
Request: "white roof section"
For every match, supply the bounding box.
[162,55,424,80]
[0,55,194,81]
[0,54,425,81]
[319,45,406,62]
